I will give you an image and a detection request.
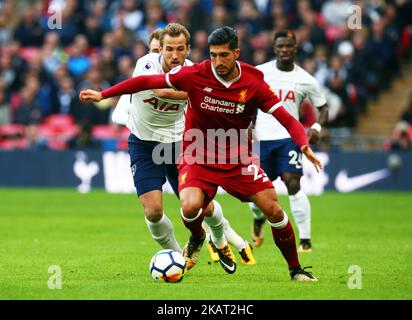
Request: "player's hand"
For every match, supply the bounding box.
[308,128,321,145]
[79,89,103,102]
[301,145,322,172]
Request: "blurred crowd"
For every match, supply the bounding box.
[0,0,411,150]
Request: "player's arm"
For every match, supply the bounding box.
[306,79,329,144]
[272,106,322,171]
[258,85,322,171]
[132,57,188,100]
[152,89,188,100]
[308,103,328,144]
[80,65,194,102]
[79,74,169,102]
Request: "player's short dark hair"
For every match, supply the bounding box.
[208,26,238,50]
[274,29,296,43]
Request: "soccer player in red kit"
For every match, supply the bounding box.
[80,27,321,281]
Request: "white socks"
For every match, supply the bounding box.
[248,189,311,240]
[203,200,226,248]
[289,189,311,239]
[145,214,181,252]
[202,201,246,251]
[223,218,246,251]
[248,202,266,220]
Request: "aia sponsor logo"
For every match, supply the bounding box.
[272,88,296,102]
[143,97,180,112]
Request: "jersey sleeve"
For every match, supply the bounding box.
[112,94,131,125]
[255,78,308,147]
[306,79,327,108]
[165,65,196,92]
[255,81,283,114]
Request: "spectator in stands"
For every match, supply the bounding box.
[0,9,12,45]
[48,1,79,47]
[67,35,91,78]
[12,4,44,47]
[351,30,379,102]
[325,55,353,126]
[41,32,67,75]
[111,0,144,32]
[26,124,48,150]
[400,92,412,125]
[99,46,118,85]
[390,121,411,151]
[368,18,398,89]
[78,68,111,124]
[67,121,100,150]
[209,5,232,32]
[83,15,104,48]
[115,56,134,84]
[0,52,16,91]
[321,0,352,27]
[237,0,261,35]
[0,88,11,125]
[297,5,326,47]
[14,86,42,125]
[0,0,411,152]
[136,0,167,41]
[55,76,83,121]
[132,39,148,61]
[191,30,209,62]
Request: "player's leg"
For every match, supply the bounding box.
[203,212,256,265]
[248,141,277,247]
[139,189,180,252]
[249,202,266,247]
[203,201,236,270]
[129,135,180,252]
[223,218,256,265]
[278,138,312,252]
[179,186,207,270]
[202,200,228,263]
[282,172,312,252]
[202,221,220,262]
[178,164,236,273]
[250,188,316,281]
[203,201,226,248]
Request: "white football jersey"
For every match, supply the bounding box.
[112,53,192,143]
[254,60,327,141]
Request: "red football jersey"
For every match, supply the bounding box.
[166,60,282,169]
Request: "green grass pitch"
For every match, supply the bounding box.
[0,188,411,300]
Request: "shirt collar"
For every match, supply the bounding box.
[211,61,242,88]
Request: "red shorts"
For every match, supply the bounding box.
[178,162,274,206]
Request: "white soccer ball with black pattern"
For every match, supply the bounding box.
[149,249,187,283]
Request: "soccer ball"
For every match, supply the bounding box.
[149,249,187,283]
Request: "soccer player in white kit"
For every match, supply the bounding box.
[112,24,256,267]
[249,30,329,252]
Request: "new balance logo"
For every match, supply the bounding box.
[203,87,213,92]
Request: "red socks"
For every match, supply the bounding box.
[271,221,300,270]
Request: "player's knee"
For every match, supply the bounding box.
[264,202,284,223]
[144,205,164,223]
[181,199,202,218]
[286,179,301,195]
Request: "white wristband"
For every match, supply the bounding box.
[311,123,322,133]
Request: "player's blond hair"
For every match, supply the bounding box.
[160,23,190,47]
[148,28,162,46]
